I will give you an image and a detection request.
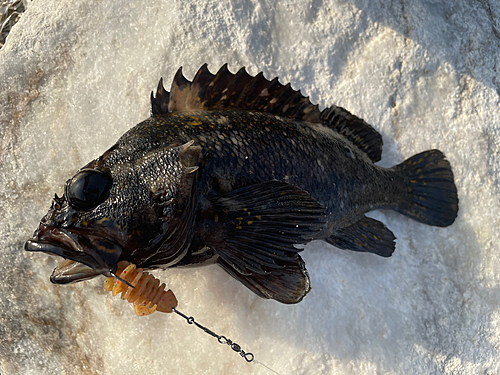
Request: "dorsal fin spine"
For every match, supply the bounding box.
[168,67,190,112]
[151,77,170,115]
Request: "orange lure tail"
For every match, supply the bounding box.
[104,261,178,316]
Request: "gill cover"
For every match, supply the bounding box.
[129,140,201,268]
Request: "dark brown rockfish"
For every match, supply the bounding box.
[25,64,458,303]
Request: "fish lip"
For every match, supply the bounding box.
[25,226,123,283]
[49,259,101,284]
[24,227,91,264]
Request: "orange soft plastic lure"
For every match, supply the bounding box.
[104,261,177,316]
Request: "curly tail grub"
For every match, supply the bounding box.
[104,261,178,316]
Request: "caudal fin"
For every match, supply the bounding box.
[395,150,458,227]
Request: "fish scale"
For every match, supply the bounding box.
[123,109,395,226]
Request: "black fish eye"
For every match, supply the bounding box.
[65,169,112,211]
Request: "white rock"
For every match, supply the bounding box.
[0,0,499,374]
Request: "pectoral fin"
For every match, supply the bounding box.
[217,256,311,304]
[326,216,396,257]
[210,180,326,303]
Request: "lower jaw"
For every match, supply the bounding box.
[50,259,101,284]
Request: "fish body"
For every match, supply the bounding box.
[26,64,458,303]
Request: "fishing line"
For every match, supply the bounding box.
[173,307,283,375]
[252,359,284,375]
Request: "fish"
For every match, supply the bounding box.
[25,64,459,304]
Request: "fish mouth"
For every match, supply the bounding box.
[49,259,101,284]
[25,226,123,284]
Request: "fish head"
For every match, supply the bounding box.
[25,139,200,284]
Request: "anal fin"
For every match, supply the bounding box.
[326,216,396,257]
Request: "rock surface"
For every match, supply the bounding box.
[1,0,499,374]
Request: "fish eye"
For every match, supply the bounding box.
[65,169,112,211]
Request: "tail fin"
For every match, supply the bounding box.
[395,150,458,227]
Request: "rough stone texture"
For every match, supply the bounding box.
[0,0,499,374]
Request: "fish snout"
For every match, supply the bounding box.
[25,226,124,283]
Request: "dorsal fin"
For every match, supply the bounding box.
[151,64,384,162]
[320,106,383,162]
[151,64,322,122]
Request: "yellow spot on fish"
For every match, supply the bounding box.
[97,245,114,253]
[236,226,242,230]
[256,215,262,220]
[97,217,110,225]
[214,214,218,222]
[247,221,253,225]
